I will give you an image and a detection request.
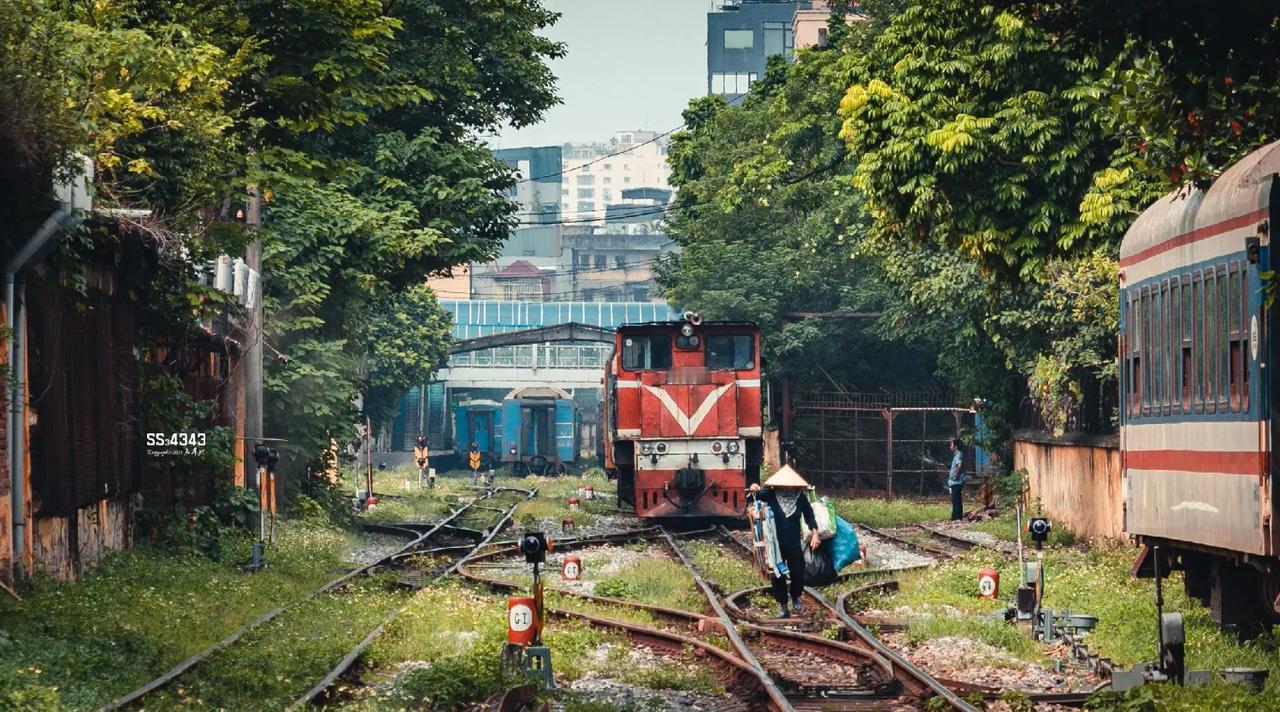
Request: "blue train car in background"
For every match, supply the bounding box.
[501,387,578,475]
[453,399,502,468]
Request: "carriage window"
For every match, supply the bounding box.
[1226,265,1243,410]
[1153,284,1163,411]
[1127,295,1140,418]
[705,334,755,370]
[1218,267,1229,408]
[1163,281,1173,411]
[1181,275,1191,413]
[1237,265,1250,411]
[1146,288,1157,414]
[1192,273,1203,412]
[1169,280,1180,412]
[1204,270,1218,413]
[622,335,672,370]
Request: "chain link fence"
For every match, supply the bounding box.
[791,392,975,497]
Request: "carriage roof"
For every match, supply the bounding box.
[1119,139,1280,287]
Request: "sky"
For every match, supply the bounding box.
[492,0,710,148]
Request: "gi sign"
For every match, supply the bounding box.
[562,555,583,580]
[977,567,1000,599]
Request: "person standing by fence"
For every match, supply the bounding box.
[947,438,965,520]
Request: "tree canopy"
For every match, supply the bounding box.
[661,0,1271,442]
[3,0,564,469]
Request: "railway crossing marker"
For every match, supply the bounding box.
[469,445,482,486]
[977,567,999,599]
[562,555,582,580]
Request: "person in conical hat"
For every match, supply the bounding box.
[750,465,820,618]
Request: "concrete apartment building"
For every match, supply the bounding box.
[559,130,671,224]
[460,133,676,303]
[708,1,861,98]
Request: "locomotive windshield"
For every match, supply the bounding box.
[705,334,754,370]
[622,334,672,370]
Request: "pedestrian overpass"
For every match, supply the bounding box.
[389,300,680,452]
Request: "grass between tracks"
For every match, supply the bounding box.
[0,465,535,711]
[0,521,358,710]
[851,499,1280,710]
[333,581,723,711]
[830,497,951,528]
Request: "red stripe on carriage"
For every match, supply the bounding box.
[1118,207,1267,269]
[1125,449,1260,475]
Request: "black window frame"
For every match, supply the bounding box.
[621,334,672,371]
[704,333,755,371]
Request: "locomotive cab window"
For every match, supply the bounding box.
[705,334,755,370]
[622,334,672,370]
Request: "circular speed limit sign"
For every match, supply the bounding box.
[509,603,534,632]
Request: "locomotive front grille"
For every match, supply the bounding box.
[673,467,705,493]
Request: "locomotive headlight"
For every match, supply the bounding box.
[655,442,668,454]
[680,324,694,337]
[726,441,739,454]
[711,441,722,454]
[640,442,653,455]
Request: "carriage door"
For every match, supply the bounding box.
[555,399,576,464]
[471,412,491,454]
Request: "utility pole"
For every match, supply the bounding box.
[244,189,264,499]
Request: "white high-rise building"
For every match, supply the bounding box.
[560,130,672,224]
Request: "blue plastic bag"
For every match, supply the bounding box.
[829,516,862,571]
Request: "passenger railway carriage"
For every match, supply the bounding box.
[603,315,764,519]
[1119,139,1280,626]
[501,387,578,475]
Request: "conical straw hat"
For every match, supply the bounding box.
[763,464,809,489]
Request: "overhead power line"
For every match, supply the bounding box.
[511,93,748,185]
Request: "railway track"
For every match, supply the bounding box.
[101,486,535,711]
[462,522,1095,710]
[688,527,979,711]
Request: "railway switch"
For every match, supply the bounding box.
[503,530,555,690]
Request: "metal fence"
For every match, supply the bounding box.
[791,392,974,497]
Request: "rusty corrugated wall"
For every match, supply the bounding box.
[26,277,141,516]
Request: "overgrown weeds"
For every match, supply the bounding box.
[831,497,950,528]
[0,521,353,709]
[685,540,763,593]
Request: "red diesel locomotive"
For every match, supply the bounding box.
[603,314,764,519]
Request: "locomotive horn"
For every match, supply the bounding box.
[683,311,703,326]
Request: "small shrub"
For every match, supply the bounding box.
[622,659,722,694]
[394,643,508,708]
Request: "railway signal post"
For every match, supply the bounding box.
[502,531,554,688]
[469,443,482,486]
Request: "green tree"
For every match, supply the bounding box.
[362,285,453,429]
[660,47,941,391]
[2,0,565,481]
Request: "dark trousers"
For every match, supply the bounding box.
[950,484,964,520]
[771,546,806,605]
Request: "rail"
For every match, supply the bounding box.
[289,487,537,707]
[102,488,530,711]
